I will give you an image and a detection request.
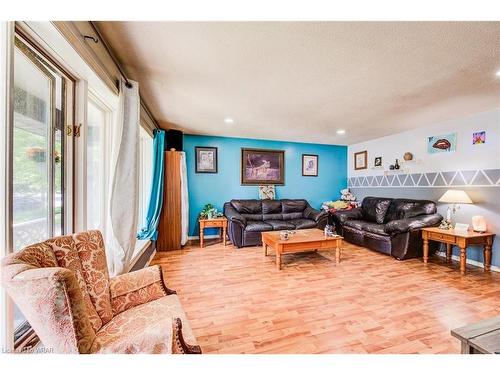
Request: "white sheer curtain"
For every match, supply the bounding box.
[106,79,140,276]
[180,152,189,246]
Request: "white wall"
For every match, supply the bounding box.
[348,108,500,177]
[347,108,500,268]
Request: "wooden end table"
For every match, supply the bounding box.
[199,217,228,248]
[421,227,494,275]
[262,228,343,270]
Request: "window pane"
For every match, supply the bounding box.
[12,46,51,251]
[86,99,106,230]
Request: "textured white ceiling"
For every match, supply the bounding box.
[97,22,500,145]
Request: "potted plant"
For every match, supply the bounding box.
[199,203,222,220]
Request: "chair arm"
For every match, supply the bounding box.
[384,214,443,235]
[332,208,363,225]
[109,265,175,316]
[223,203,247,226]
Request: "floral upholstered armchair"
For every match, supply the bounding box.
[1,230,201,354]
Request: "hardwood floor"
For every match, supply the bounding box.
[152,240,500,354]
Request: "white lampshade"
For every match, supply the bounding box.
[438,189,473,204]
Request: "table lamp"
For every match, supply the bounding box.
[438,189,473,229]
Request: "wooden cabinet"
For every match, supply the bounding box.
[157,151,182,251]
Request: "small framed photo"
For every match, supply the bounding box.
[374,156,382,167]
[195,146,218,173]
[354,151,368,170]
[302,154,318,176]
[472,131,486,145]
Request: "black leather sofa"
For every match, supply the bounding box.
[332,197,442,260]
[223,199,327,248]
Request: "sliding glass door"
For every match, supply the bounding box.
[11,34,74,339]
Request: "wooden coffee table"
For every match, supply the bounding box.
[262,228,343,270]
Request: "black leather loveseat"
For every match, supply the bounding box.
[224,199,327,248]
[332,197,442,260]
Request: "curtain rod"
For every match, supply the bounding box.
[83,21,133,89]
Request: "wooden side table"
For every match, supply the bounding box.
[199,217,228,248]
[421,227,495,275]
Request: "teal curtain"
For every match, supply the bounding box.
[137,129,165,240]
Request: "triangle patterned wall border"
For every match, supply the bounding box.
[348,169,500,188]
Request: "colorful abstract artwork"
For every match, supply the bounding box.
[472,131,486,145]
[427,133,457,154]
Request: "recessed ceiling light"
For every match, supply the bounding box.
[496,70,500,77]
[336,129,346,135]
[224,117,234,124]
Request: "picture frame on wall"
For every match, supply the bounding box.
[302,154,318,176]
[195,146,218,173]
[354,150,368,170]
[241,148,285,185]
[427,133,457,153]
[374,156,382,167]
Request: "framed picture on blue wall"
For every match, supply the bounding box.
[302,154,318,176]
[241,148,285,185]
[195,146,218,173]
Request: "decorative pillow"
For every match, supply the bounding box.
[361,197,392,224]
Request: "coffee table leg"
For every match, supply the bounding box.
[264,243,268,256]
[276,245,282,270]
[336,244,341,264]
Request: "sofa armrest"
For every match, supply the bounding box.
[332,207,363,225]
[109,265,175,315]
[223,202,247,226]
[303,206,328,222]
[384,214,443,235]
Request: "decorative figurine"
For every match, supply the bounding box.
[394,159,400,170]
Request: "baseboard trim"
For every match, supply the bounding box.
[435,251,500,273]
[188,235,221,240]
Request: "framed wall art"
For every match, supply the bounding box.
[195,146,218,173]
[241,148,285,185]
[354,150,368,170]
[427,133,457,153]
[302,154,318,176]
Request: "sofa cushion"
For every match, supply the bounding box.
[231,199,262,214]
[361,222,387,236]
[344,220,387,236]
[282,212,304,220]
[241,213,263,221]
[262,200,282,214]
[361,197,392,224]
[262,213,283,221]
[385,199,437,222]
[343,220,366,231]
[281,199,307,213]
[288,218,317,230]
[264,220,296,230]
[245,220,273,232]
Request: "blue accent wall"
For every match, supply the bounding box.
[184,135,347,236]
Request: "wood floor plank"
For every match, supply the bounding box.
[152,241,500,354]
